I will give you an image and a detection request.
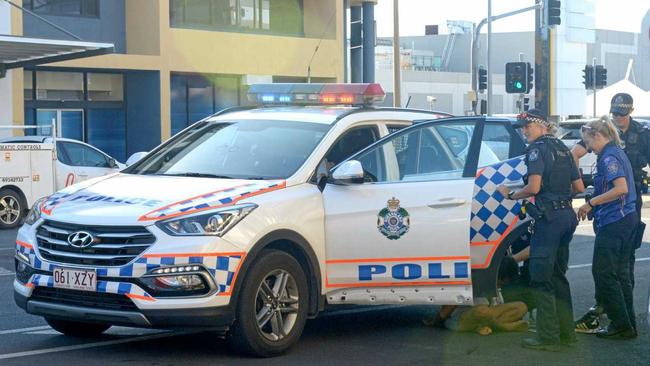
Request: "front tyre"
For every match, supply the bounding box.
[0,188,25,229]
[45,317,111,337]
[227,250,309,357]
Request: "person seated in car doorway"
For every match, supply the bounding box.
[423,257,528,335]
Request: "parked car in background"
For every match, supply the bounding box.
[0,136,125,229]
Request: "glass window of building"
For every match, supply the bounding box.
[26,0,99,17]
[87,109,126,162]
[87,73,124,101]
[36,71,84,101]
[24,71,33,100]
[170,73,242,136]
[171,0,297,35]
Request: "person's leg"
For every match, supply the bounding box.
[631,188,642,289]
[457,305,491,332]
[619,215,638,331]
[492,302,528,324]
[555,209,577,341]
[527,219,562,345]
[592,230,633,331]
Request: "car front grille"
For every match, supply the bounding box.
[36,220,156,267]
[31,287,138,311]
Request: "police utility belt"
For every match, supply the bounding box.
[519,199,572,220]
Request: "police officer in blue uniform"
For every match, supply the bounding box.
[498,109,584,351]
[572,93,649,333]
[577,117,639,339]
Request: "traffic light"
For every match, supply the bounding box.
[582,65,594,89]
[595,65,607,88]
[505,62,528,94]
[526,62,534,92]
[478,67,487,92]
[523,96,530,111]
[548,0,561,26]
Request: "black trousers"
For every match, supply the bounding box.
[631,187,643,288]
[529,207,578,344]
[593,213,638,331]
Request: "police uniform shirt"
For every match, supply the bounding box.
[593,141,637,229]
[526,135,580,202]
[619,119,650,182]
[577,119,650,182]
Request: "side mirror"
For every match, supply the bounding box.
[330,160,364,184]
[108,158,118,169]
[126,151,148,167]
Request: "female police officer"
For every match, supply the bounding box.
[497,109,584,351]
[577,117,638,339]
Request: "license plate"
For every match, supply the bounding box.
[53,267,97,291]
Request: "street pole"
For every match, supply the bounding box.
[470,4,540,114]
[393,0,401,108]
[487,0,492,115]
[592,57,597,117]
[518,52,525,113]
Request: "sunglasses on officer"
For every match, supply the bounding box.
[611,111,628,117]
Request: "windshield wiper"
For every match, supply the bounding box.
[162,173,234,179]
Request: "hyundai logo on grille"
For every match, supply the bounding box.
[67,231,95,248]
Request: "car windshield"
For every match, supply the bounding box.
[127,120,331,179]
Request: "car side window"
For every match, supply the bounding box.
[354,122,474,183]
[325,126,379,168]
[60,142,111,168]
[56,141,72,165]
[479,124,512,165]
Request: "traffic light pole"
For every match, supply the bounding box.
[487,0,492,115]
[518,53,525,113]
[470,3,541,114]
[592,57,597,117]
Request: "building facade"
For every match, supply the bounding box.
[3,0,344,161]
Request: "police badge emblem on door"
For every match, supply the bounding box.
[377,197,410,240]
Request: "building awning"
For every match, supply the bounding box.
[0,35,113,75]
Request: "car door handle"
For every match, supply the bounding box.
[428,198,468,209]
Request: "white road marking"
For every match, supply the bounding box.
[24,330,60,335]
[0,331,184,361]
[0,272,15,277]
[0,326,51,335]
[569,256,650,269]
[0,248,15,251]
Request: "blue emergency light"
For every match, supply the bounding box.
[247,83,386,106]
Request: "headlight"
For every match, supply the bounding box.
[24,197,46,225]
[155,203,257,236]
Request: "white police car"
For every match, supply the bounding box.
[14,84,529,356]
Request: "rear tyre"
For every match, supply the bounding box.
[0,188,25,229]
[227,250,309,357]
[45,317,111,337]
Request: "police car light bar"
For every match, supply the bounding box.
[247,83,386,106]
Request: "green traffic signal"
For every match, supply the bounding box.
[515,81,523,90]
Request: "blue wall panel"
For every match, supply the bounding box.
[125,71,161,157]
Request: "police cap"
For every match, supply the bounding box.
[610,93,633,116]
[516,108,547,127]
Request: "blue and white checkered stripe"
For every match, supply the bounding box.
[136,255,244,294]
[19,242,244,296]
[470,156,527,243]
[29,274,154,299]
[141,181,283,221]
